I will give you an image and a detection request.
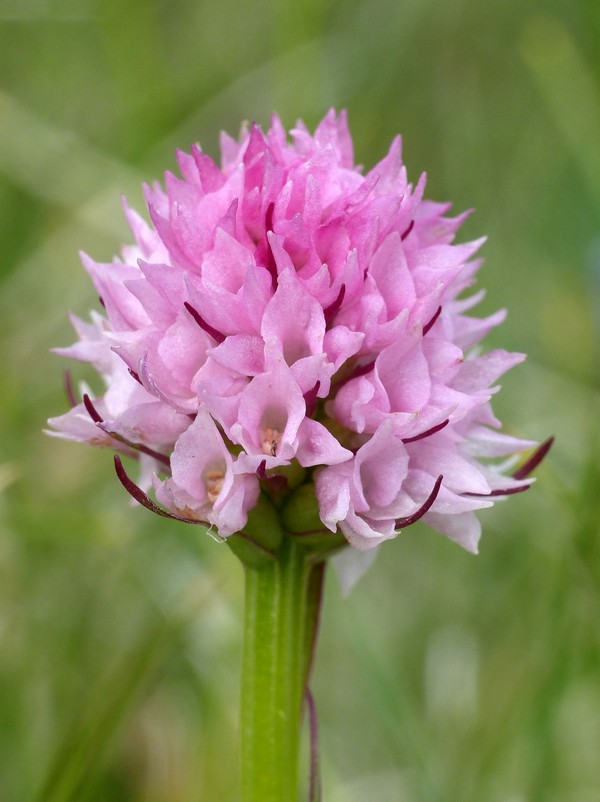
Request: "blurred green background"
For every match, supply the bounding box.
[1,0,599,800]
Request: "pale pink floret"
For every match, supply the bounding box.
[48,313,189,452]
[49,109,544,558]
[316,421,411,549]
[154,407,260,537]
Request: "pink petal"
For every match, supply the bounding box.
[296,418,352,467]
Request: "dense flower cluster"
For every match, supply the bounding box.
[49,110,546,554]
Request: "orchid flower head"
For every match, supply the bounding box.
[48,109,551,580]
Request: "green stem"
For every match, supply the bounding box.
[241,536,324,802]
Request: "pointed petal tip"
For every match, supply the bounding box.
[63,369,78,408]
[464,482,532,498]
[395,475,443,530]
[512,436,554,480]
[113,455,207,525]
[82,393,103,424]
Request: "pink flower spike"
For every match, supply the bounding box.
[48,109,546,564]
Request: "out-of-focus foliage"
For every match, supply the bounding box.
[0,0,598,800]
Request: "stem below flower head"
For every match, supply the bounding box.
[240,535,325,802]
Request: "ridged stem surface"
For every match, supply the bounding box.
[241,536,324,802]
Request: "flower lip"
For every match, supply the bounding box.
[233,363,306,461]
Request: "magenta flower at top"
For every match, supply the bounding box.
[48,110,549,567]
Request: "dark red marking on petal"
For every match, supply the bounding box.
[82,393,103,423]
[257,459,289,494]
[133,443,171,468]
[512,436,554,480]
[395,474,443,529]
[265,201,274,232]
[84,392,169,466]
[348,360,375,380]
[128,368,143,386]
[324,284,346,327]
[400,219,414,241]
[183,301,225,344]
[402,418,449,444]
[464,483,531,498]
[332,359,375,391]
[63,369,77,408]
[304,381,321,417]
[101,424,171,468]
[423,305,442,336]
[264,202,278,290]
[98,296,106,309]
[114,455,208,525]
